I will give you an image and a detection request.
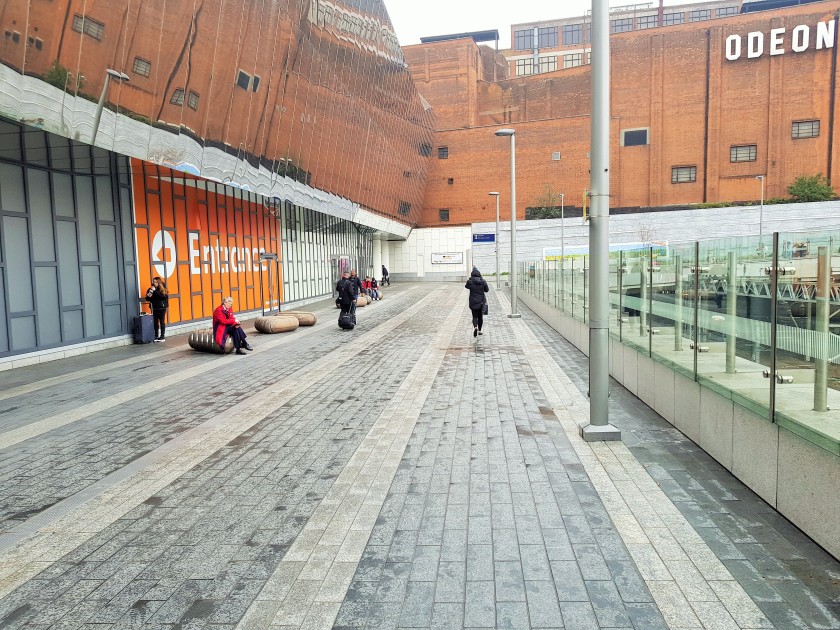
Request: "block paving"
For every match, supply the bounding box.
[0,283,838,629]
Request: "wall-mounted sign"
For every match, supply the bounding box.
[725,20,835,61]
[472,233,496,243]
[431,252,464,264]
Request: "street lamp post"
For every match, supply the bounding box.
[755,175,765,254]
[91,69,129,144]
[559,192,565,305]
[581,0,621,442]
[495,128,520,318]
[489,192,501,288]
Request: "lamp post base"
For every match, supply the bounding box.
[579,423,622,442]
[507,313,522,319]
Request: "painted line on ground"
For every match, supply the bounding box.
[0,289,417,450]
[235,288,465,630]
[0,286,440,599]
[499,292,773,630]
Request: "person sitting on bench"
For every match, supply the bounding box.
[213,297,253,355]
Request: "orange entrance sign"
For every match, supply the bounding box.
[132,159,282,324]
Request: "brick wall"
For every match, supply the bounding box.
[411,2,840,227]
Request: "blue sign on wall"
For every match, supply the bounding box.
[472,233,496,243]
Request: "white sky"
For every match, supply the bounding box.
[386,0,715,49]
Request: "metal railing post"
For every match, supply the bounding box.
[814,244,830,411]
[770,232,779,422]
[674,253,683,351]
[726,251,737,374]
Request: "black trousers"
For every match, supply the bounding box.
[226,325,248,349]
[152,309,166,338]
[471,308,483,330]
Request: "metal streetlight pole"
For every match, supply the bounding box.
[489,192,501,288]
[560,192,565,304]
[495,129,520,318]
[755,175,765,254]
[92,69,129,144]
[581,0,620,442]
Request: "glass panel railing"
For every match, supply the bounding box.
[773,231,840,448]
[618,249,648,353]
[649,243,694,378]
[609,250,622,340]
[689,238,771,417]
[583,255,589,324]
[518,227,840,455]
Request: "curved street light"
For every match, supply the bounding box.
[92,69,130,144]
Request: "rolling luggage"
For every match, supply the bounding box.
[338,312,355,330]
[133,314,155,343]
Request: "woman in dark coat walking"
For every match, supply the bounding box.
[465,267,489,337]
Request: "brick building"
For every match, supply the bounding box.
[405,0,840,227]
[0,0,432,223]
[507,0,743,78]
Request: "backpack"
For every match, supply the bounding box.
[339,279,355,302]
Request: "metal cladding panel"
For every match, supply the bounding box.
[0,0,434,228]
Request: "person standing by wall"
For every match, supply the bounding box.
[465,267,489,337]
[145,276,169,342]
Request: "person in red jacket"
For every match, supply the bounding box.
[213,297,252,355]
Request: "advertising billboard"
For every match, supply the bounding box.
[133,160,282,324]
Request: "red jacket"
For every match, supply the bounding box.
[213,304,238,348]
[362,279,372,290]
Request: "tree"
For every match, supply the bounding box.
[787,174,836,202]
[43,61,85,92]
[526,184,565,220]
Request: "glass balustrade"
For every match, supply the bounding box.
[517,230,840,454]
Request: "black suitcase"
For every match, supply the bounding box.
[133,314,155,343]
[338,312,355,330]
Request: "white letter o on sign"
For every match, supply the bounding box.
[726,34,742,60]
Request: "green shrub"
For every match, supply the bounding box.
[43,61,84,91]
[787,174,836,202]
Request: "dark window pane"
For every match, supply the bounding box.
[623,129,648,146]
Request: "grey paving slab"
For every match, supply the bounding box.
[1,284,839,629]
[335,292,666,630]
[522,297,840,629]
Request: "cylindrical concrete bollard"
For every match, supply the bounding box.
[255,315,300,333]
[282,311,317,326]
[189,329,233,354]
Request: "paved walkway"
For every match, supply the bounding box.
[0,283,838,630]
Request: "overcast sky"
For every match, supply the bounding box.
[386,0,715,49]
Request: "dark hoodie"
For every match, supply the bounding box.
[465,268,489,310]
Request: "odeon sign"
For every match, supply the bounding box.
[725,19,835,61]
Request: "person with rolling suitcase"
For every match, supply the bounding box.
[336,272,356,330]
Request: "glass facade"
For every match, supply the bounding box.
[280,204,371,304]
[0,0,433,225]
[520,231,840,455]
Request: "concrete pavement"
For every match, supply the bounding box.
[0,283,838,629]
